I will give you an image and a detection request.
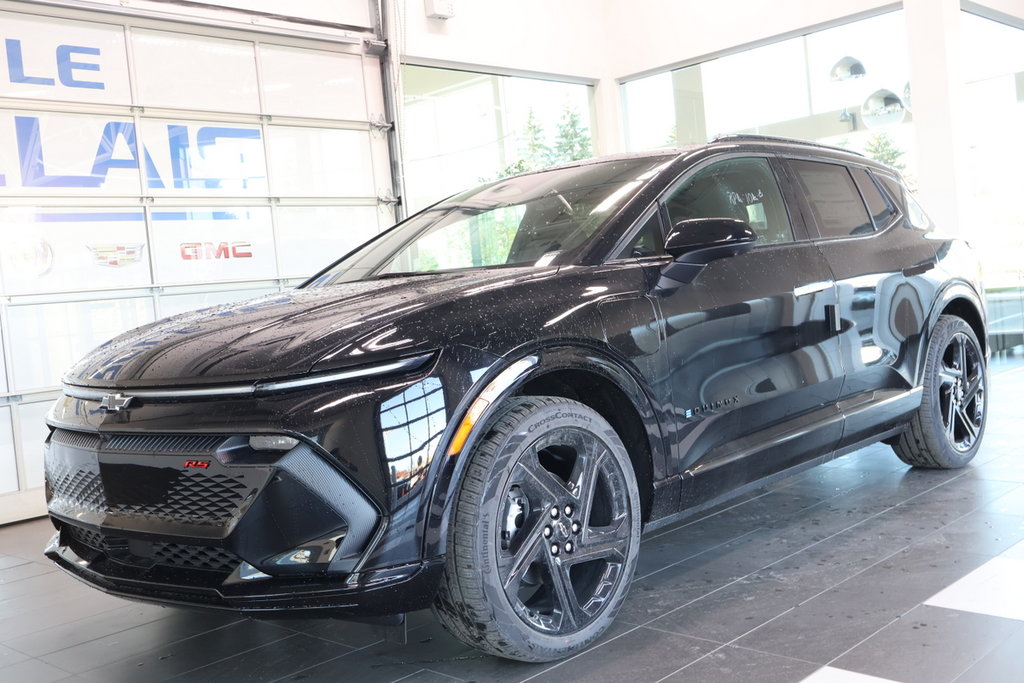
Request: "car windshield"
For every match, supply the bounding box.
[305,157,671,286]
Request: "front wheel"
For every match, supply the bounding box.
[432,396,641,662]
[893,315,987,468]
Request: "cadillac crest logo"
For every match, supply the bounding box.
[86,244,145,267]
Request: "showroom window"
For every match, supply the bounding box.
[622,11,917,184]
[960,12,1024,357]
[401,65,595,212]
[0,7,390,520]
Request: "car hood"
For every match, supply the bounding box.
[65,267,556,389]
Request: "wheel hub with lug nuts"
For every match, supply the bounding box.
[544,504,580,555]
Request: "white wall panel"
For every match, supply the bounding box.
[131,29,260,112]
[275,206,379,278]
[16,401,52,490]
[0,407,16,494]
[7,297,155,391]
[259,44,367,120]
[266,126,374,196]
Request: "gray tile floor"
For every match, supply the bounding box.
[2,357,1022,682]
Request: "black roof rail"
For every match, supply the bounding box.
[711,133,866,158]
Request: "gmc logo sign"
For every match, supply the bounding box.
[180,241,253,260]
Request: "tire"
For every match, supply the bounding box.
[893,315,987,468]
[432,396,641,662]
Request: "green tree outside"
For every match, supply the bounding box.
[864,132,907,172]
[553,105,592,162]
[490,105,593,180]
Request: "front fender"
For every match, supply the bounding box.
[418,343,667,562]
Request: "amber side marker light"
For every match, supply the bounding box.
[447,398,489,456]
[445,356,538,457]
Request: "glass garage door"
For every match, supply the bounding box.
[0,6,393,522]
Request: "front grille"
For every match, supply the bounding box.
[47,461,106,511]
[48,466,251,527]
[46,429,256,528]
[106,472,250,524]
[104,433,227,454]
[152,542,240,572]
[62,523,241,574]
[65,523,104,552]
[51,429,226,455]
[50,429,102,450]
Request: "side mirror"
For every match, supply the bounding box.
[659,218,757,287]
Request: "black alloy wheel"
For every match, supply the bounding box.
[894,315,988,468]
[936,329,985,452]
[433,396,640,662]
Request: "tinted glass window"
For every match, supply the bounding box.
[615,211,665,258]
[664,157,793,245]
[875,171,933,231]
[306,157,672,285]
[851,168,896,229]
[790,160,873,238]
[875,172,905,210]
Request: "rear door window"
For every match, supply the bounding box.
[789,160,873,238]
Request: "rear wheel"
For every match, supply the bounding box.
[432,396,641,662]
[893,315,987,468]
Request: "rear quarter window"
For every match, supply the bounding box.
[875,171,933,231]
[851,168,897,229]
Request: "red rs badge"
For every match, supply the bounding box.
[183,460,211,469]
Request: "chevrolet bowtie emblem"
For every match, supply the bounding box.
[99,393,135,412]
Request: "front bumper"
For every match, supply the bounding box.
[42,426,444,617]
[45,531,444,616]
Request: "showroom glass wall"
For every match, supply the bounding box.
[961,11,1024,356]
[401,65,594,212]
[0,7,393,518]
[622,11,916,179]
[621,7,1024,357]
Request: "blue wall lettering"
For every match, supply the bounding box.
[55,45,104,90]
[10,117,262,189]
[90,121,165,188]
[167,124,192,189]
[5,39,55,85]
[16,116,100,187]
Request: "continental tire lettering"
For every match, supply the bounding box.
[481,513,491,574]
[527,411,594,433]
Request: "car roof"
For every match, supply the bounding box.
[529,134,892,182]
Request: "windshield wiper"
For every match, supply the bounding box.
[373,270,444,280]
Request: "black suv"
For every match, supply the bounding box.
[43,136,988,662]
